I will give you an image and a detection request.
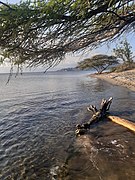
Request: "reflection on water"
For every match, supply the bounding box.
[0,71,135,180]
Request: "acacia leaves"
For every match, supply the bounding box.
[0,0,134,70]
[77,54,119,74]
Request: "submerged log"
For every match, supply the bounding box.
[75,97,135,136]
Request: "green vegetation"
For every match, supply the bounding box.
[112,39,135,72]
[0,0,135,71]
[77,54,118,74]
[113,39,134,64]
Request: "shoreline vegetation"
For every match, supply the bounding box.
[90,69,135,92]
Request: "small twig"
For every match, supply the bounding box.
[6,64,13,85]
[87,105,98,114]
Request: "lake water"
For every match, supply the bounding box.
[0,71,135,180]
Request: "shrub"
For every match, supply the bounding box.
[111,62,135,72]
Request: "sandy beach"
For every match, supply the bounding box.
[90,69,135,91]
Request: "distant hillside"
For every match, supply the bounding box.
[57,67,79,72]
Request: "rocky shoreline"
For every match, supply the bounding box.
[90,69,135,91]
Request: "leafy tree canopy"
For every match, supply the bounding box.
[77,54,119,74]
[113,39,134,64]
[0,0,135,70]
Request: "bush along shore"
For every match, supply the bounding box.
[90,69,135,91]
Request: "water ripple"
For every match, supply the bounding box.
[0,72,135,179]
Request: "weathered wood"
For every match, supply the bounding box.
[75,97,135,136]
[75,97,113,136]
[108,115,135,133]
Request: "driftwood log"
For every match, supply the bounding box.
[108,115,135,133]
[75,97,113,136]
[75,97,135,136]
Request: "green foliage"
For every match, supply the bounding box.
[113,39,134,64]
[77,54,119,74]
[0,0,134,70]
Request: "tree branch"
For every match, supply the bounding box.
[0,1,14,10]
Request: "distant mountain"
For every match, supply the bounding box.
[57,67,79,72]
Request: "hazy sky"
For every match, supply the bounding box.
[0,0,135,73]
[3,0,20,4]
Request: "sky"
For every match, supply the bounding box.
[0,0,135,73]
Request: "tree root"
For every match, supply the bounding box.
[75,97,135,136]
[75,97,113,136]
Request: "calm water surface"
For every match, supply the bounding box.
[0,71,135,180]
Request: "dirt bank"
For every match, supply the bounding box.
[90,69,135,91]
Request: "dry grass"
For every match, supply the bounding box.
[111,62,135,72]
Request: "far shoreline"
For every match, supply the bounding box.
[89,69,135,92]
